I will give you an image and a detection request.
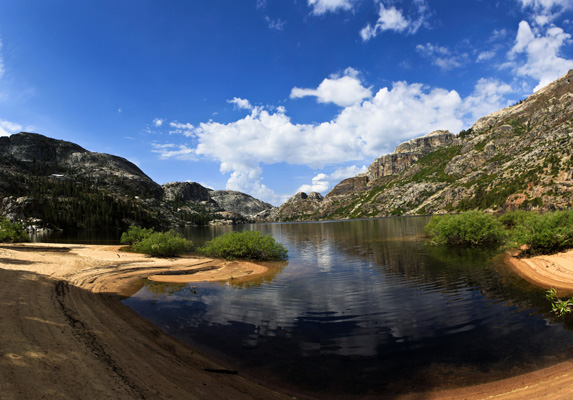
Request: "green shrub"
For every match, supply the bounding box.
[0,218,29,243]
[424,211,506,247]
[120,225,155,245]
[199,231,288,261]
[130,230,193,257]
[546,288,573,317]
[511,210,573,255]
[498,210,530,229]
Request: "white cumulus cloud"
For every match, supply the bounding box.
[508,20,573,91]
[227,97,253,110]
[151,69,526,204]
[297,165,367,194]
[153,118,164,127]
[460,78,514,123]
[174,78,464,202]
[290,68,372,107]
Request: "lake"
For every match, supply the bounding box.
[59,217,573,398]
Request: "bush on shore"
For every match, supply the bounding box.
[121,226,192,257]
[0,218,29,243]
[424,209,573,255]
[510,210,573,256]
[198,231,288,261]
[120,225,155,245]
[423,211,506,247]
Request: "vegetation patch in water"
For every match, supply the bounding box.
[546,288,573,317]
[423,211,506,247]
[198,230,288,261]
[425,209,573,255]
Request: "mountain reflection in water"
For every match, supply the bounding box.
[122,217,573,398]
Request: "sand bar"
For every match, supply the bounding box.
[2,242,573,399]
[507,249,573,292]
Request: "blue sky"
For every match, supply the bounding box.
[1,0,572,205]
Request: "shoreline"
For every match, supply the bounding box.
[2,243,573,399]
[506,248,573,293]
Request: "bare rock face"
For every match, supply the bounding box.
[307,192,324,201]
[328,176,369,197]
[366,130,455,181]
[209,190,274,217]
[163,182,213,203]
[393,130,455,154]
[276,191,324,221]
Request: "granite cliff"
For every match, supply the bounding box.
[271,70,573,221]
[209,190,274,218]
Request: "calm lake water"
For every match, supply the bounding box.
[48,217,573,398]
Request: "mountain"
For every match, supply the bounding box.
[271,69,573,222]
[0,133,273,231]
[208,190,274,218]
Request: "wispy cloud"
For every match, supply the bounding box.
[361,0,430,41]
[518,0,572,25]
[169,121,195,137]
[307,0,357,15]
[151,143,196,160]
[416,43,469,70]
[265,16,286,31]
[476,50,496,62]
[0,120,23,137]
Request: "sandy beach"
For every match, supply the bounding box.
[3,243,573,399]
[506,249,573,293]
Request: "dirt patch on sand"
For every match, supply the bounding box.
[2,243,573,399]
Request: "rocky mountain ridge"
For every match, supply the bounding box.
[0,133,273,231]
[270,70,573,222]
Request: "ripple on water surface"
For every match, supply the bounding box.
[122,217,573,398]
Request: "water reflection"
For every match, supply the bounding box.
[122,217,573,397]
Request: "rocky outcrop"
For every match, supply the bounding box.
[365,130,455,181]
[163,182,214,204]
[209,190,273,217]
[328,176,369,196]
[276,192,324,221]
[393,130,455,154]
[270,69,573,222]
[272,131,456,221]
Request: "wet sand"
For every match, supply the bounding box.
[2,242,573,399]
